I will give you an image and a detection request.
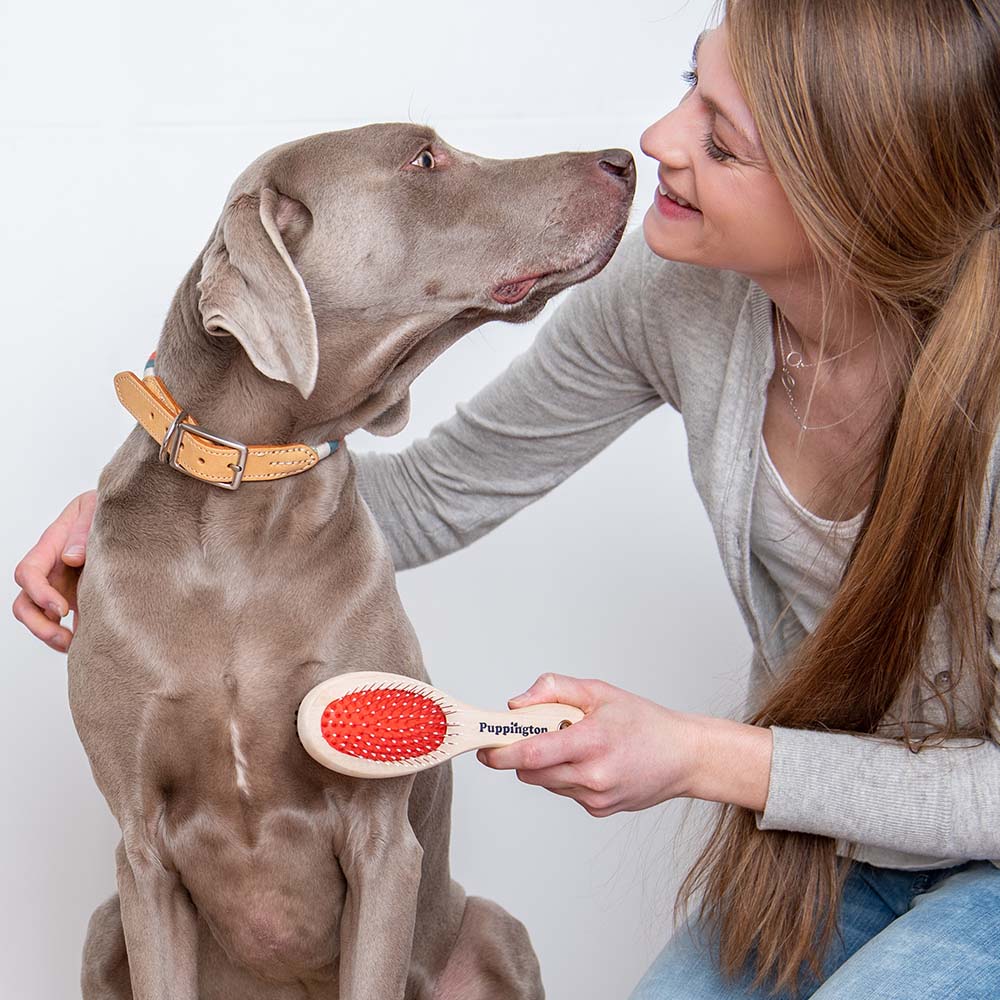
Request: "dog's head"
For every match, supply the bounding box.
[196,123,635,436]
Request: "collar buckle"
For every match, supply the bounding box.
[159,410,249,490]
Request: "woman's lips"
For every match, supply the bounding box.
[653,185,702,220]
[491,274,543,304]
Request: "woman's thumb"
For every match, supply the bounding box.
[62,490,97,563]
[508,672,593,710]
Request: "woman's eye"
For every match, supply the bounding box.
[410,150,435,169]
[680,65,736,163]
[701,131,736,163]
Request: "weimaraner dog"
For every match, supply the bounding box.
[67,123,634,999]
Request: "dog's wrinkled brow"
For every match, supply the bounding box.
[404,125,437,150]
[380,125,436,165]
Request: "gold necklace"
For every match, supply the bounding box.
[775,309,877,432]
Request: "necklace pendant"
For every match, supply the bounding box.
[781,370,796,392]
[785,351,804,368]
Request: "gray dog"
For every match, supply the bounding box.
[67,123,634,999]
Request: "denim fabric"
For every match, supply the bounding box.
[628,859,1000,999]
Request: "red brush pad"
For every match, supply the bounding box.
[320,687,448,761]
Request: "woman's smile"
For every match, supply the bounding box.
[653,182,702,219]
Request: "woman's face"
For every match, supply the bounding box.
[640,21,813,283]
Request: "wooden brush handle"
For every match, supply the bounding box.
[451,703,586,750]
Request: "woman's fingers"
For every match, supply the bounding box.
[479,675,695,817]
[507,671,608,712]
[511,767,620,817]
[478,718,591,771]
[12,589,73,651]
[14,529,72,620]
[12,490,95,649]
[511,762,581,789]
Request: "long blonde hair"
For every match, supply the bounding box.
[674,0,1000,993]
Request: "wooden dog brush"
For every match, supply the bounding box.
[297,671,585,778]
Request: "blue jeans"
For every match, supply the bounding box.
[628,859,1000,999]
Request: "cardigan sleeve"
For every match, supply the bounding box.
[754,543,1000,861]
[353,229,668,571]
[754,724,1000,859]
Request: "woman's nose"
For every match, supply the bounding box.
[640,107,690,169]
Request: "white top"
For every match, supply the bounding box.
[750,434,867,635]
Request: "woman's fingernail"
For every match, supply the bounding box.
[508,692,529,705]
[48,602,65,619]
[49,636,67,652]
[63,546,84,559]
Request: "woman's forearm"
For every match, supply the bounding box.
[688,713,774,812]
[352,232,663,571]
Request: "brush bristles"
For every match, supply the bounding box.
[320,684,455,763]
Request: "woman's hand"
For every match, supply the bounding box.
[12,489,97,652]
[477,672,773,816]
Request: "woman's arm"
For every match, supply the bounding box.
[477,668,998,861]
[354,229,670,571]
[14,231,674,646]
[753,722,1000,859]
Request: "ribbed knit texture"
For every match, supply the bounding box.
[354,230,1000,870]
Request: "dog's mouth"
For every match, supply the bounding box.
[362,218,630,432]
[493,218,629,311]
[379,231,625,383]
[491,274,547,305]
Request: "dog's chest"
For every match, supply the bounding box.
[71,494,426,812]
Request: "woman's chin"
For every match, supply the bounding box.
[642,208,701,263]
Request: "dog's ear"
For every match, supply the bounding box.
[196,188,318,400]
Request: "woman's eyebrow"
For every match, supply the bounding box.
[692,29,707,62]
[691,29,760,156]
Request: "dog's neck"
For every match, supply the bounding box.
[119,263,373,531]
[148,262,350,452]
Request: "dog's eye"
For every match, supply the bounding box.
[410,149,435,169]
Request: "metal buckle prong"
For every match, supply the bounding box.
[159,410,189,463]
[158,411,249,490]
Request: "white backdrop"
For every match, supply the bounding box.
[1,1,756,997]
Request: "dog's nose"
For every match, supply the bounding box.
[596,149,635,181]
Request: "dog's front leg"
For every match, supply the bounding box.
[114,838,199,999]
[335,777,424,1000]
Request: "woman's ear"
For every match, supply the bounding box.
[196,188,318,400]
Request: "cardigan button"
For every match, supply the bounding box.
[933,670,951,687]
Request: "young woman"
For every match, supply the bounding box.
[14,1,1000,996]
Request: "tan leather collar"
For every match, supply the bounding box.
[113,351,339,490]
